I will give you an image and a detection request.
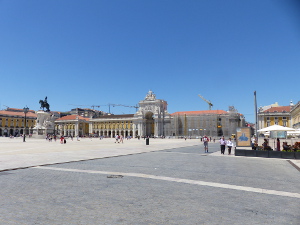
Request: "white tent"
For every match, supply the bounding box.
[257,125,295,132]
[258,125,296,150]
[287,129,300,135]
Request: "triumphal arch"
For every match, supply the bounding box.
[134,90,172,137]
[60,91,172,138]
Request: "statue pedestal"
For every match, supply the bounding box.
[32,111,55,138]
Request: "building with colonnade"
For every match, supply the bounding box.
[54,91,244,138]
[0,108,36,137]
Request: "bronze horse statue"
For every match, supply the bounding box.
[39,97,50,112]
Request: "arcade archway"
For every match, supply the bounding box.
[145,112,154,137]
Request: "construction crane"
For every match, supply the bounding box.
[69,104,138,114]
[91,105,101,110]
[110,104,138,109]
[108,104,139,114]
[198,94,213,110]
[69,104,101,110]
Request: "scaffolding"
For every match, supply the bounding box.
[171,107,245,138]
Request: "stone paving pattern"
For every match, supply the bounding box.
[1,137,299,171]
[0,137,299,224]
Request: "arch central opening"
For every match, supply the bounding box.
[145,111,154,137]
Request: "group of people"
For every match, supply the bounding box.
[219,136,234,154]
[114,134,124,143]
[262,138,272,150]
[202,135,235,155]
[45,134,78,143]
[263,138,291,151]
[45,134,57,142]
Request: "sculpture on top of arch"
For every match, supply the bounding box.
[145,90,156,101]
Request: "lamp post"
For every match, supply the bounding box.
[23,106,29,142]
[254,91,258,140]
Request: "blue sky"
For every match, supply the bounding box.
[1,0,299,122]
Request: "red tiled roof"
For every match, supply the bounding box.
[0,110,37,118]
[6,108,35,113]
[171,110,228,116]
[56,115,90,121]
[263,106,291,113]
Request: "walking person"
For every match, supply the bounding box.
[251,136,256,150]
[219,136,226,154]
[115,134,119,143]
[203,135,209,153]
[60,136,64,144]
[226,138,233,155]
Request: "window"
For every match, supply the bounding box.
[274,117,279,125]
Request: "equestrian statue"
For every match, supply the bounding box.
[39,96,50,112]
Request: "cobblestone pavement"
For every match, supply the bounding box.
[0,137,299,224]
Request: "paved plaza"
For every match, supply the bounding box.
[0,137,300,224]
[0,137,203,171]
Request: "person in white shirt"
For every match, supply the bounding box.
[219,136,226,154]
[226,138,233,155]
[115,134,119,143]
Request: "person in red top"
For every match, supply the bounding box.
[60,136,64,144]
[276,138,280,151]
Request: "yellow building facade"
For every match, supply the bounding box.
[55,114,135,138]
[0,108,36,137]
[258,105,291,129]
[55,115,89,137]
[90,114,135,138]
